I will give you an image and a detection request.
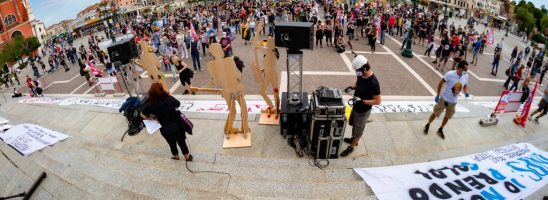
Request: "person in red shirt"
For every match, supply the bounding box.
[388,15,396,35]
[509,64,524,91]
[452,35,460,48]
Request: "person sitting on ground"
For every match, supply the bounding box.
[12,88,23,98]
[335,35,346,53]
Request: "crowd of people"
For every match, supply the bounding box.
[0,0,547,158]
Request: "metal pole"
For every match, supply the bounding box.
[402,0,416,58]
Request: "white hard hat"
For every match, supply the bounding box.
[352,55,368,70]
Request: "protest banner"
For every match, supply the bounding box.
[0,124,70,156]
[354,143,548,200]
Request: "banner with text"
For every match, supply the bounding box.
[19,98,473,114]
[354,143,548,200]
[0,124,70,156]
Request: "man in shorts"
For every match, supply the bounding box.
[341,55,381,157]
[436,37,452,72]
[424,61,470,139]
[529,86,548,123]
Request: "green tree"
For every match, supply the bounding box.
[23,36,41,56]
[515,7,536,34]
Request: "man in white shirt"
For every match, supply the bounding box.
[424,61,470,139]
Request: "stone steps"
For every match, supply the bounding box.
[0,143,156,200]
[0,143,106,200]
[33,141,235,199]
[0,154,34,198]
[40,137,373,198]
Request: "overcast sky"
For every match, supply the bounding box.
[30,0,100,27]
[30,0,548,28]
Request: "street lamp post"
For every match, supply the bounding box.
[444,0,448,19]
[402,0,417,58]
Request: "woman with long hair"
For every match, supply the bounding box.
[141,83,193,161]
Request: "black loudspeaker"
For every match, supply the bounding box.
[275,22,314,50]
[107,36,139,64]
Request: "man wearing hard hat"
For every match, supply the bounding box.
[341,55,382,157]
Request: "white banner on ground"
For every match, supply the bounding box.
[0,124,70,156]
[19,97,123,109]
[0,116,9,124]
[371,101,470,113]
[354,143,548,200]
[18,98,470,114]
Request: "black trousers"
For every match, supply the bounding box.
[161,125,190,156]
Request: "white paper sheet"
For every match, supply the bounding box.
[143,120,162,135]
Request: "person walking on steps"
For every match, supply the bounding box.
[424,61,470,139]
[529,86,548,124]
[341,55,381,157]
[141,83,193,161]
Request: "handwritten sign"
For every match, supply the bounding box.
[354,143,548,200]
[0,124,70,156]
[371,101,470,113]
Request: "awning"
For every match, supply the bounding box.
[85,18,101,26]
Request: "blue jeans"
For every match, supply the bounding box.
[509,79,520,91]
[492,61,499,74]
[380,31,385,45]
[191,53,201,70]
[268,24,275,36]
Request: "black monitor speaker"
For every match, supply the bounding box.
[107,36,139,64]
[275,22,314,50]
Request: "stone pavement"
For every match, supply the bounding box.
[6,16,547,99]
[0,94,547,199]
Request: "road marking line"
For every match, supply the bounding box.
[84,84,98,94]
[45,74,79,89]
[343,51,391,55]
[70,82,88,94]
[380,42,437,96]
[340,52,354,73]
[169,80,181,94]
[389,36,507,83]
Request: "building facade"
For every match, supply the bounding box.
[428,0,475,17]
[474,0,501,16]
[0,0,34,45]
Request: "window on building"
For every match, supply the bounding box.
[5,14,17,26]
[39,27,42,32]
[11,30,22,39]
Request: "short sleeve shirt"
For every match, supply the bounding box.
[441,43,452,57]
[353,74,381,113]
[441,70,468,104]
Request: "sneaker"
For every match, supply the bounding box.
[437,128,445,140]
[534,118,539,124]
[528,115,533,121]
[423,124,430,135]
[340,146,354,157]
[343,137,357,146]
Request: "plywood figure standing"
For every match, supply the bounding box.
[251,20,280,120]
[207,43,251,138]
[137,42,168,92]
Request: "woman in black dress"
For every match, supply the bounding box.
[141,83,193,161]
[324,22,333,47]
[315,22,324,48]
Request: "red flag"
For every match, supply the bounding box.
[189,20,199,41]
[514,80,539,127]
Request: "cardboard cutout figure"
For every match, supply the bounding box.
[207,43,251,138]
[136,42,169,92]
[251,21,280,121]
